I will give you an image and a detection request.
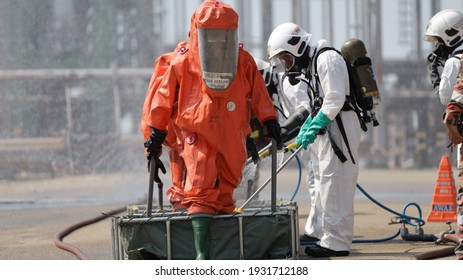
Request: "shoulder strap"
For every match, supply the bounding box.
[335,115,355,164]
[310,47,338,115]
[312,47,357,164]
[312,47,338,97]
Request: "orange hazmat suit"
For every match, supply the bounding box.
[141,42,189,209]
[145,0,278,215]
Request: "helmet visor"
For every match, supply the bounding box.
[423,34,438,43]
[277,52,296,72]
[198,28,238,91]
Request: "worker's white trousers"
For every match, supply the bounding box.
[294,150,315,204]
[304,110,361,251]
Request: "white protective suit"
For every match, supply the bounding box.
[441,46,463,168]
[278,75,310,117]
[438,45,463,106]
[304,40,362,252]
[447,49,463,254]
[274,73,316,205]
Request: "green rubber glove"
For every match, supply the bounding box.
[296,111,333,149]
[295,115,312,146]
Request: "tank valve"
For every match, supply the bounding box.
[435,221,456,245]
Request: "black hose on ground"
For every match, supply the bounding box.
[53,205,126,260]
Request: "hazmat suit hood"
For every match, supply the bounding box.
[189,0,239,91]
[308,39,329,69]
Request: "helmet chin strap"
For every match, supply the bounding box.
[296,47,310,69]
[295,46,314,77]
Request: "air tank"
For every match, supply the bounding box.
[341,38,381,111]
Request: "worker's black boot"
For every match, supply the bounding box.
[191,216,212,260]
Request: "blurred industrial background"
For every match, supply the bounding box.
[0,0,461,180]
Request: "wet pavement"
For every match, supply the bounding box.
[0,166,460,260]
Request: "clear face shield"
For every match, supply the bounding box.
[198,28,238,91]
[270,52,298,76]
[270,52,302,86]
[276,52,296,72]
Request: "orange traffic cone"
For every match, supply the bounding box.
[426,155,457,222]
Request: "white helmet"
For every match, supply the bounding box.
[424,9,463,47]
[254,58,272,86]
[267,22,312,60]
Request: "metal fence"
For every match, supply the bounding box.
[0,68,152,179]
[0,63,452,180]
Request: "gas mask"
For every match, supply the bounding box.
[275,51,310,86]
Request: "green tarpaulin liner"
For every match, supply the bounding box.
[113,204,298,260]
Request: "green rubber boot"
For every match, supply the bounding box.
[191,216,212,260]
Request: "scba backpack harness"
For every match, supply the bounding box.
[309,38,381,164]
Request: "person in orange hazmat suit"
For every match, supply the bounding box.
[141,41,189,211]
[143,0,281,260]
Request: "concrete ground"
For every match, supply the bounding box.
[0,166,460,260]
